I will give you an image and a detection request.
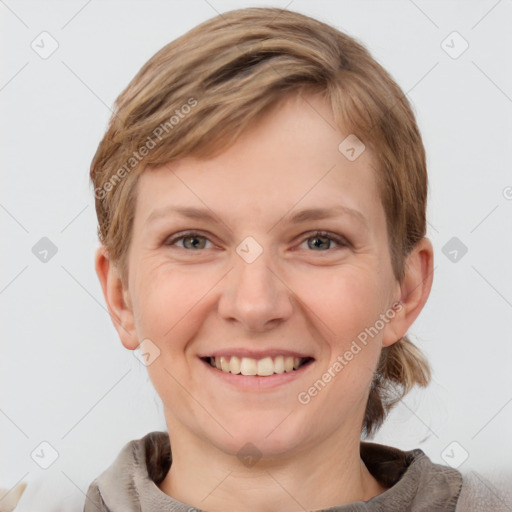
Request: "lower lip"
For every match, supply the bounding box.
[199,358,315,391]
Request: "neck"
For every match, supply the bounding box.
[158,423,387,511]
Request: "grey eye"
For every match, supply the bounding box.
[182,235,208,249]
[306,235,333,250]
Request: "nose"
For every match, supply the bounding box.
[217,249,294,332]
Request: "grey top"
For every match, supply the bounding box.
[83,431,502,511]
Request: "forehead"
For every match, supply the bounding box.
[134,93,384,232]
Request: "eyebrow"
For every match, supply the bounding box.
[145,205,368,229]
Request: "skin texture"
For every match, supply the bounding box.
[95,92,434,511]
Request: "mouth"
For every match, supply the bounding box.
[200,355,314,377]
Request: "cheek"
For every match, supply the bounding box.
[132,267,219,405]
[132,264,218,348]
[295,266,388,343]
[293,267,387,390]
[294,273,384,423]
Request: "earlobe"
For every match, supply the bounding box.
[381,237,434,347]
[94,246,139,350]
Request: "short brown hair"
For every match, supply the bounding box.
[90,7,431,438]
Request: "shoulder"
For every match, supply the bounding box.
[84,431,170,512]
[456,469,512,512]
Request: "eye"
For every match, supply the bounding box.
[163,230,350,252]
[165,231,213,250]
[298,231,349,251]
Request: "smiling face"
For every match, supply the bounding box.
[108,92,406,457]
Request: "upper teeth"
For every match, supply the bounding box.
[209,356,304,376]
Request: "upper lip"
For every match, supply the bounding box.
[199,349,314,359]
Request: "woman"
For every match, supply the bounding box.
[86,7,510,511]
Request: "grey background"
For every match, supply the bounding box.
[1,0,511,508]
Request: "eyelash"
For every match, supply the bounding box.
[164,230,350,251]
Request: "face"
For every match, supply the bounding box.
[114,93,405,458]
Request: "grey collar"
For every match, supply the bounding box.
[86,431,463,511]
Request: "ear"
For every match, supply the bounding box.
[94,246,139,350]
[382,237,434,347]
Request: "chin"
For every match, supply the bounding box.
[206,411,311,459]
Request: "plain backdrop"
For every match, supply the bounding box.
[1,0,511,508]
